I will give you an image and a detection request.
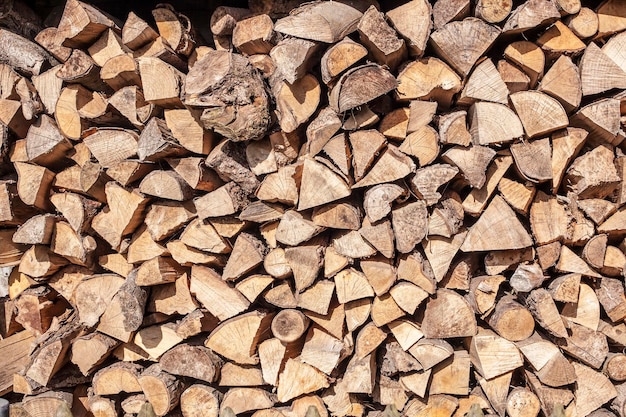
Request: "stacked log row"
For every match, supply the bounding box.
[1,0,626,416]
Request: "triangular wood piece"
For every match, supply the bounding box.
[598,207,626,235]
[578,199,617,225]
[458,58,508,105]
[551,127,587,192]
[205,311,272,365]
[469,102,524,145]
[430,18,500,77]
[579,42,626,96]
[571,98,622,147]
[539,55,582,112]
[222,233,267,281]
[349,130,386,182]
[359,217,395,258]
[509,91,568,138]
[556,245,601,278]
[353,145,415,188]
[477,371,512,417]
[461,195,533,252]
[423,231,467,283]
[298,158,352,211]
[277,210,325,247]
[572,362,617,417]
[334,268,374,304]
[510,138,553,183]
[321,134,350,177]
[442,145,496,189]
[603,31,626,73]
[284,243,323,293]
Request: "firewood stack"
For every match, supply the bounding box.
[2,0,626,415]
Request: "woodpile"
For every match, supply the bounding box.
[2,0,626,416]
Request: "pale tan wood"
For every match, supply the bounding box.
[583,234,608,270]
[599,207,626,236]
[510,91,568,139]
[470,327,523,379]
[578,199,616,225]
[433,0,470,29]
[100,53,141,91]
[404,395,459,417]
[506,388,540,417]
[430,350,471,396]
[273,73,320,134]
[573,362,617,417]
[189,265,249,321]
[396,57,461,107]
[56,0,116,48]
[371,293,405,327]
[466,274,506,317]
[502,0,560,34]
[12,214,56,245]
[298,158,351,211]
[277,359,329,403]
[557,245,602,278]
[329,63,396,113]
[387,0,431,57]
[92,362,143,396]
[273,1,362,43]
[137,57,184,108]
[539,55,582,113]
[357,6,406,71]
[560,320,608,369]
[122,11,158,50]
[497,59,530,94]
[606,353,626,381]
[305,301,345,340]
[96,271,147,343]
[300,326,343,375]
[442,145,495,189]
[487,295,535,341]
[422,289,477,338]
[537,20,585,57]
[180,384,221,417]
[91,182,148,250]
[51,220,96,267]
[566,144,621,199]
[205,310,272,365]
[194,183,248,219]
[475,371,511,416]
[399,125,440,167]
[463,154,512,215]
[461,195,533,252]
[138,364,182,416]
[581,42,626,96]
[430,18,500,77]
[14,161,54,210]
[526,288,568,338]
[571,98,622,147]
[475,0,512,23]
[459,58,509,105]
[219,363,263,387]
[566,7,598,38]
[561,282,601,330]
[378,107,410,141]
[469,101,524,145]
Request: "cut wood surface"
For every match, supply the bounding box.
[2,0,626,416]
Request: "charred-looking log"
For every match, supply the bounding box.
[183,50,270,142]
